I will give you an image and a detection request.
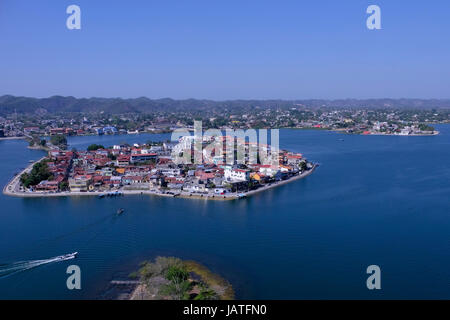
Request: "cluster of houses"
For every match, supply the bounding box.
[23,127,82,137]
[26,138,311,195]
[23,126,122,137]
[360,122,436,135]
[33,150,74,192]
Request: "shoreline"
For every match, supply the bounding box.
[2,158,317,201]
[0,136,26,141]
[2,156,47,197]
[287,127,441,136]
[362,131,440,136]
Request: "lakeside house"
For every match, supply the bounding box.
[34,180,59,192]
[69,175,93,192]
[224,167,250,182]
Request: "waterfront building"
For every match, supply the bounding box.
[224,167,250,182]
[34,180,59,192]
[258,165,280,177]
[102,126,118,135]
[69,175,93,192]
[130,153,157,164]
[116,155,130,166]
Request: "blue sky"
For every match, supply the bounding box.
[0,0,449,99]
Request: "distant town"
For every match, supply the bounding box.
[0,107,445,140]
[1,96,449,140]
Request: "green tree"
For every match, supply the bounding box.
[59,181,69,191]
[299,161,308,172]
[194,286,218,300]
[166,265,189,283]
[108,153,117,160]
[161,266,192,300]
[20,161,52,188]
[87,144,105,151]
[419,124,435,132]
[50,135,67,147]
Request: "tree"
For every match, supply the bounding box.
[87,144,105,151]
[166,265,189,283]
[299,161,308,172]
[50,135,67,147]
[194,286,218,300]
[162,266,192,300]
[419,124,435,132]
[59,181,69,191]
[20,161,52,188]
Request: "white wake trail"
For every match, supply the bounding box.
[0,255,76,279]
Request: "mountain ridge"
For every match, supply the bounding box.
[1,95,450,115]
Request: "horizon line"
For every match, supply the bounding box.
[2,94,450,102]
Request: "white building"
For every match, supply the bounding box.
[259,165,280,177]
[224,167,250,182]
[399,127,411,136]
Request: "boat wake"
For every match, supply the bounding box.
[0,252,77,279]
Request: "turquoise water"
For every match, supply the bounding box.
[0,127,449,299]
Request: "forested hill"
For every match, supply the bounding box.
[1,95,450,115]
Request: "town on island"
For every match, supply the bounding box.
[3,132,316,200]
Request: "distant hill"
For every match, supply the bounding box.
[1,95,450,115]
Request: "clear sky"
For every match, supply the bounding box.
[0,0,449,100]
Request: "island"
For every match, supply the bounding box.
[3,135,316,200]
[117,257,234,300]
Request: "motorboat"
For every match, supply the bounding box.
[57,252,78,261]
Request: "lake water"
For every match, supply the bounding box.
[0,127,449,299]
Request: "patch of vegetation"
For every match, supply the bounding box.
[59,181,69,191]
[419,124,435,132]
[299,160,308,171]
[20,160,52,188]
[160,265,192,300]
[50,135,67,147]
[184,260,235,300]
[87,144,105,151]
[28,136,47,148]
